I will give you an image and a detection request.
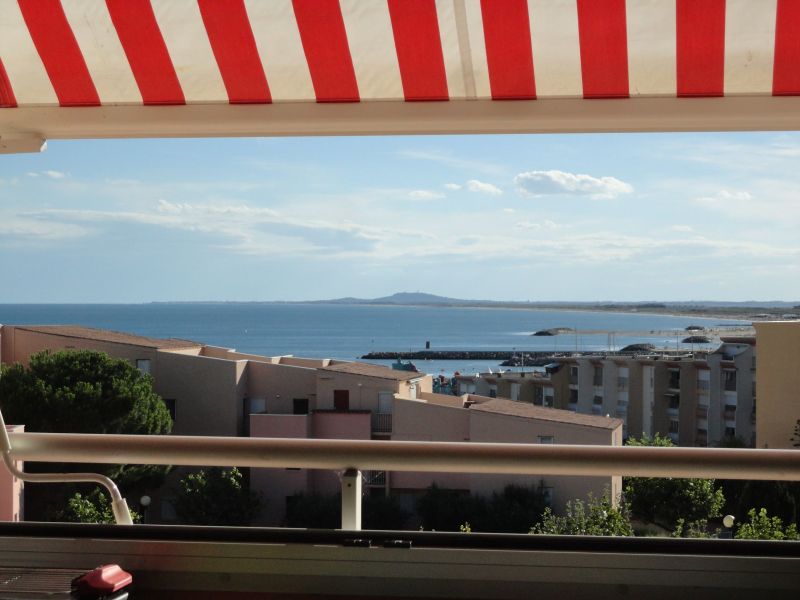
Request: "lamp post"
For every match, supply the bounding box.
[139,495,151,524]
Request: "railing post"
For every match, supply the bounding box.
[341,468,362,530]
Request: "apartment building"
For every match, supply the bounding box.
[250,392,623,525]
[1,323,625,525]
[455,339,757,448]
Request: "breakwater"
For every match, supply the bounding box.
[363,350,611,367]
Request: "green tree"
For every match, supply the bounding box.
[59,491,140,525]
[530,493,632,537]
[735,508,800,541]
[473,484,550,533]
[416,484,483,532]
[0,350,173,520]
[624,435,725,531]
[172,467,262,526]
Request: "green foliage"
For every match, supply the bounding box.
[416,483,548,533]
[672,518,717,538]
[0,350,172,437]
[530,493,632,537]
[59,491,140,525]
[0,350,173,520]
[624,435,725,530]
[735,508,800,541]
[730,481,800,525]
[172,467,262,526]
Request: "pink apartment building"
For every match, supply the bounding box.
[1,324,621,525]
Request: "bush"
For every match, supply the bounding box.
[624,435,724,530]
[530,493,632,537]
[736,508,799,541]
[172,467,262,526]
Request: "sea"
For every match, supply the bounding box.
[0,303,751,377]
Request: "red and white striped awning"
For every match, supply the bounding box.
[2,0,800,151]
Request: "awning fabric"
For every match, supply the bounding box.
[1,0,800,147]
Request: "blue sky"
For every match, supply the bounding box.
[0,131,798,303]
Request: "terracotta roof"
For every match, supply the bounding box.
[12,325,201,350]
[469,397,623,430]
[320,362,424,381]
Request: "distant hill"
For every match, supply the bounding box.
[318,292,470,306]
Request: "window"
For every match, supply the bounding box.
[569,366,578,384]
[489,386,497,398]
[543,388,554,408]
[533,387,544,406]
[163,398,176,421]
[617,376,629,389]
[538,435,554,444]
[293,398,309,415]
[593,395,603,405]
[668,369,680,389]
[669,419,680,434]
[667,394,680,410]
[333,390,349,411]
[569,389,578,403]
[723,370,737,392]
[593,366,603,386]
[136,358,151,374]
[725,426,737,438]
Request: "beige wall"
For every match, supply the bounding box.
[468,410,621,513]
[0,326,160,367]
[153,351,247,437]
[249,411,372,525]
[391,398,471,490]
[246,362,318,414]
[249,414,311,525]
[316,372,407,412]
[755,321,800,449]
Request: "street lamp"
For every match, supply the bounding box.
[139,495,151,524]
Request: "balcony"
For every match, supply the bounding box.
[371,413,392,434]
[3,431,800,597]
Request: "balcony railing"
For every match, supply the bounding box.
[8,430,800,532]
[371,413,392,433]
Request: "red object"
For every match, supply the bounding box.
[388,0,449,101]
[106,0,185,105]
[481,0,536,100]
[292,0,360,102]
[576,0,630,98]
[73,564,132,598]
[676,0,726,97]
[17,0,100,106]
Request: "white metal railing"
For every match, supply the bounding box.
[6,431,800,530]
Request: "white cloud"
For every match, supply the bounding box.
[670,225,694,233]
[695,189,753,208]
[444,183,462,190]
[515,219,559,230]
[26,170,67,179]
[502,208,515,213]
[516,221,541,230]
[466,179,503,196]
[514,170,633,199]
[408,190,445,200]
[397,150,505,175]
